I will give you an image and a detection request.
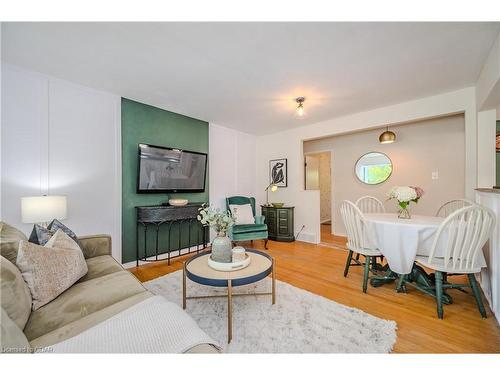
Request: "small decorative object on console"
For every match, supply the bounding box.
[197,204,235,263]
[387,186,424,219]
[232,246,246,262]
[168,199,188,206]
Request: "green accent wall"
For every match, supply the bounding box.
[497,121,500,187]
[121,98,209,263]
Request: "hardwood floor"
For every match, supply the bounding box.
[320,223,346,247]
[128,237,500,353]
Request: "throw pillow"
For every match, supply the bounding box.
[45,228,82,252]
[229,204,255,225]
[28,224,54,246]
[49,219,80,246]
[16,230,88,311]
[0,221,28,264]
[28,219,81,249]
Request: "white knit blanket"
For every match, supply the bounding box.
[42,296,220,353]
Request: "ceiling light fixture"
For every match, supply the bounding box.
[295,97,306,118]
[379,126,396,144]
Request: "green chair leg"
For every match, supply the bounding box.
[468,274,487,318]
[362,256,371,293]
[396,274,406,293]
[435,271,444,319]
[344,250,354,277]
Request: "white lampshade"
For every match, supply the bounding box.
[21,196,67,224]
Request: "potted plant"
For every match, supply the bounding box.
[387,186,424,219]
[197,204,235,263]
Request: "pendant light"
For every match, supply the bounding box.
[295,97,306,118]
[379,126,396,144]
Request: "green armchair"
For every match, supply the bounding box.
[226,196,269,249]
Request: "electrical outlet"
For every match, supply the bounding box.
[432,171,439,180]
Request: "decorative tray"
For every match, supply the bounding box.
[207,254,251,272]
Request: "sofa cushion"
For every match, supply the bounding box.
[78,235,112,259]
[232,224,268,234]
[0,256,32,330]
[23,270,147,341]
[79,255,124,282]
[1,307,31,354]
[28,292,152,349]
[0,221,28,264]
[17,238,88,311]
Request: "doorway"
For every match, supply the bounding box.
[304,151,333,243]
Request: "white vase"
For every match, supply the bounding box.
[211,234,232,263]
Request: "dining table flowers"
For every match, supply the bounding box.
[387,185,425,219]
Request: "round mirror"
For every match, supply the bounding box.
[355,152,393,185]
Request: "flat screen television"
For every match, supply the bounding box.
[137,143,207,193]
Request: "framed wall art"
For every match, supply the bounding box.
[269,158,288,187]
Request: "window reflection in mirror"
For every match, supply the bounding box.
[355,152,392,185]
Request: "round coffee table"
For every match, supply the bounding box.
[183,249,275,343]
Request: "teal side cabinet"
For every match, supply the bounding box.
[261,206,295,242]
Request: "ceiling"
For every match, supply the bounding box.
[2,22,499,135]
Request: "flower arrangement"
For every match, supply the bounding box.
[387,186,425,219]
[197,204,235,236]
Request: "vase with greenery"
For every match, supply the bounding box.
[387,186,424,219]
[197,204,235,263]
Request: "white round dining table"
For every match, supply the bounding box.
[363,213,445,275]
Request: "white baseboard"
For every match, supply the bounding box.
[296,231,319,244]
[122,243,210,269]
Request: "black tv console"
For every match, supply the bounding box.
[135,203,208,267]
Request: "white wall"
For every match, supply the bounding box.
[1,64,122,261]
[305,154,320,190]
[209,123,257,238]
[476,190,500,323]
[477,109,497,189]
[0,23,2,220]
[476,32,500,111]
[304,115,466,236]
[305,152,331,223]
[256,87,477,244]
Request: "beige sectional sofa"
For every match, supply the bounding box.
[0,222,218,353]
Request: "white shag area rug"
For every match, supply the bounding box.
[145,271,397,353]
